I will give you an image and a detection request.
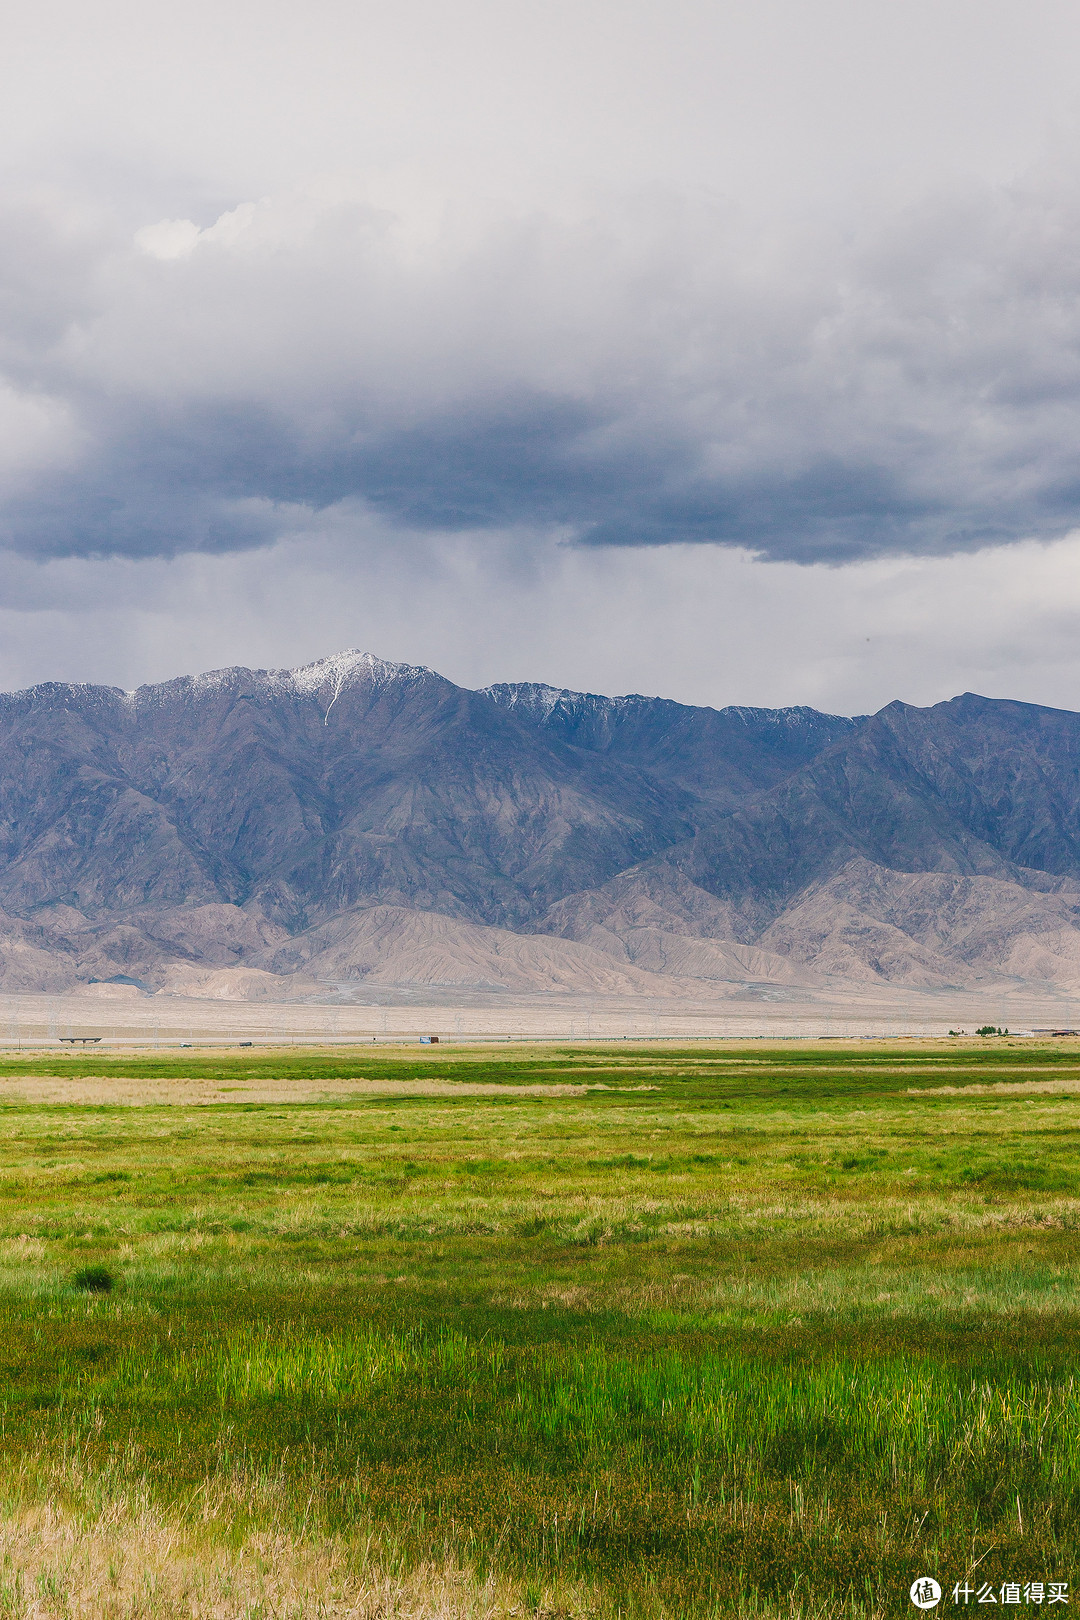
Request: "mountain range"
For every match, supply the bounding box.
[1,649,1079,1000]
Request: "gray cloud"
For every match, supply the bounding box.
[3,178,1080,563]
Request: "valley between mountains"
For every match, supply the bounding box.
[1,649,1079,1006]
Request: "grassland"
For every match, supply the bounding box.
[0,1038,1078,1618]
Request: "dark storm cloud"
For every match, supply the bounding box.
[4,180,1080,563]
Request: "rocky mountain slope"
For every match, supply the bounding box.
[1,651,1079,997]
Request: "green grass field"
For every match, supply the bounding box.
[0,1039,1078,1619]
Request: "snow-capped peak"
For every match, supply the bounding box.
[284,650,431,696]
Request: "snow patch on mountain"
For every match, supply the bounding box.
[485,682,859,733]
[483,682,642,724]
[719,704,864,731]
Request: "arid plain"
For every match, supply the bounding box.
[2,974,1078,1046]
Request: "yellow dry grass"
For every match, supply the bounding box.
[0,1496,871,1620]
[908,1076,1080,1095]
[0,1499,534,1620]
[0,1076,593,1107]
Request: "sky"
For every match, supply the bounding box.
[2,0,1080,714]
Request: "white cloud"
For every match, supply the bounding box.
[134,218,201,260]
[0,383,79,483]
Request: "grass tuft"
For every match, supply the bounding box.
[71,1265,114,1293]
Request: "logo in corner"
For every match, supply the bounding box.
[910,1577,942,1609]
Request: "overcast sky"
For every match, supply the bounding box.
[3,0,1080,714]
